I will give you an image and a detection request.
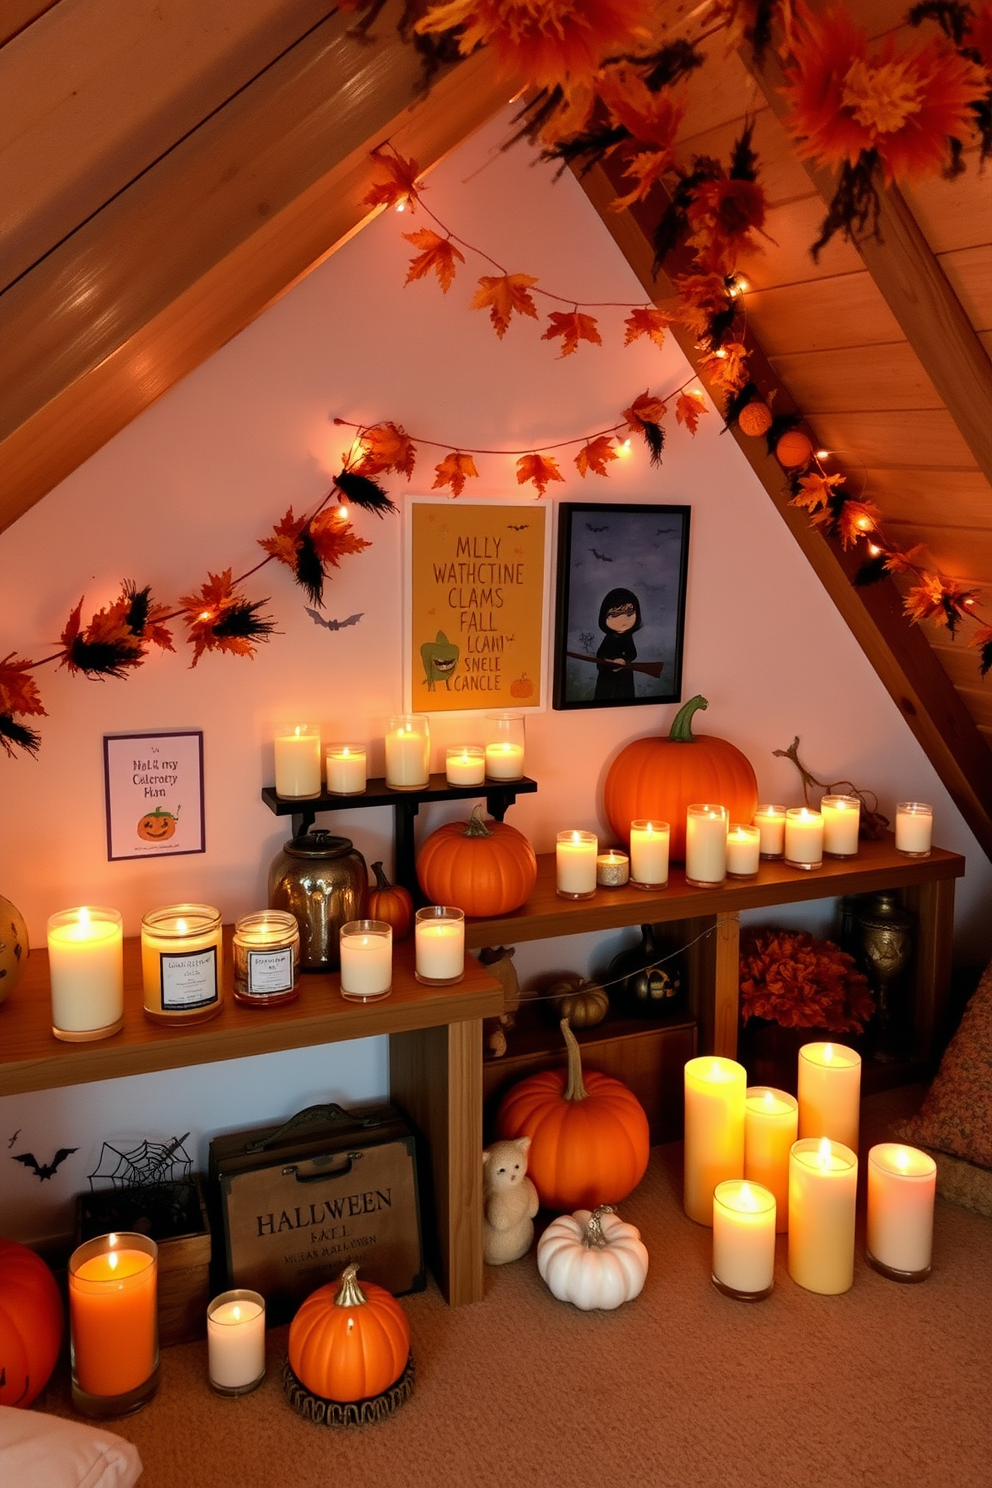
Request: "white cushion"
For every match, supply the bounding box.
[0,1405,142,1488]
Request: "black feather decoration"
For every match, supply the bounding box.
[979,636,992,678]
[907,2,973,45]
[811,150,882,260]
[507,87,564,150]
[738,0,779,63]
[210,598,277,643]
[0,712,41,757]
[294,528,326,608]
[765,411,804,458]
[66,633,145,679]
[854,554,890,587]
[640,39,706,92]
[729,119,759,182]
[651,161,719,272]
[641,420,666,466]
[706,300,739,346]
[722,381,762,430]
[334,469,397,517]
[542,122,631,176]
[123,582,152,636]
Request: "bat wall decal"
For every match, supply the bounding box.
[305,609,364,631]
[590,548,613,561]
[12,1147,78,1180]
[585,523,608,532]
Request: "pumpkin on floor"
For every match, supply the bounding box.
[496,1018,649,1211]
[0,1237,64,1408]
[288,1264,410,1404]
[537,1205,649,1310]
[416,804,537,917]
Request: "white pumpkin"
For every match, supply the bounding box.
[536,1205,648,1310]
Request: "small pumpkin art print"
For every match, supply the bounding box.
[136,806,179,842]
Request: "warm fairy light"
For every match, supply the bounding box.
[395,199,406,213]
[617,438,632,457]
[856,515,874,531]
[868,543,882,556]
[816,449,830,459]
[965,596,976,606]
[336,503,349,520]
[714,347,728,359]
[199,610,213,622]
[729,275,749,296]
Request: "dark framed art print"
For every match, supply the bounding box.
[552,502,690,710]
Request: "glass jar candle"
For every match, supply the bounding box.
[325,744,366,795]
[726,824,761,878]
[141,903,223,1025]
[596,849,630,888]
[414,906,465,985]
[556,830,598,899]
[712,1179,776,1301]
[207,1290,266,1395]
[629,819,670,889]
[784,807,823,870]
[895,801,933,857]
[233,910,299,1006]
[69,1232,159,1417]
[339,919,392,1001]
[445,746,486,787]
[753,805,787,858]
[47,906,124,1042]
[685,804,728,888]
[820,794,861,857]
[385,716,430,789]
[273,725,321,798]
[484,712,525,780]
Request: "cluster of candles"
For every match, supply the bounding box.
[338,906,466,1000]
[684,1044,937,1299]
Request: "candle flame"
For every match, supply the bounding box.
[763,1089,777,1108]
[78,907,91,929]
[895,1146,909,1171]
[108,1251,119,1272]
[823,1043,834,1062]
[294,725,303,738]
[818,1137,833,1168]
[177,919,188,935]
[232,1305,242,1322]
[737,1182,762,1212]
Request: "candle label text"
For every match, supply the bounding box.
[159,947,219,1009]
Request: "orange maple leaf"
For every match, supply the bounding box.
[470,273,539,338]
[541,311,602,358]
[432,452,479,497]
[516,453,565,497]
[0,654,46,718]
[362,150,421,211]
[403,229,465,292]
[353,422,417,479]
[883,544,928,575]
[832,498,882,549]
[623,392,668,432]
[698,341,750,394]
[623,307,676,348]
[179,569,264,667]
[675,390,708,436]
[309,508,372,567]
[789,470,847,515]
[904,574,981,630]
[671,272,734,339]
[259,508,308,568]
[575,436,618,478]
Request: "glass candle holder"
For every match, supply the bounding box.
[784,807,823,870]
[556,830,598,899]
[788,1138,858,1296]
[385,716,430,790]
[726,824,761,878]
[339,919,392,1001]
[485,712,526,781]
[325,744,367,796]
[596,849,630,888]
[797,1041,862,1154]
[820,794,861,857]
[69,1232,159,1417]
[683,1055,747,1226]
[140,903,224,1026]
[629,819,670,889]
[233,910,299,1007]
[445,745,486,788]
[415,906,466,985]
[207,1290,266,1395]
[866,1143,937,1283]
[712,1179,776,1301]
[753,805,787,858]
[274,725,321,798]
[47,906,124,1042]
[685,804,728,888]
[895,801,933,857]
[745,1087,798,1234]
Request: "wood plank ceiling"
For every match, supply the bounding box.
[1,0,990,854]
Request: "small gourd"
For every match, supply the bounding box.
[548,974,609,1029]
[537,1205,649,1310]
[367,861,414,941]
[288,1264,410,1403]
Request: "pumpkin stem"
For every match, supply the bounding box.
[371,861,391,892]
[583,1205,616,1249]
[668,694,708,743]
[463,803,494,839]
[560,1017,589,1102]
[334,1263,367,1308]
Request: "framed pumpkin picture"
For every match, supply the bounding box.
[104,730,205,860]
[552,502,690,710]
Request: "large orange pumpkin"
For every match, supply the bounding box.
[417,804,537,917]
[0,1237,64,1408]
[288,1264,410,1403]
[367,861,414,941]
[603,695,758,862]
[496,1019,650,1211]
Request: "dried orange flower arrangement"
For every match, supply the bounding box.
[739,926,874,1034]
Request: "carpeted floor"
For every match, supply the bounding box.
[37,1088,992,1488]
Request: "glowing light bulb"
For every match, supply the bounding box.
[816,449,830,459]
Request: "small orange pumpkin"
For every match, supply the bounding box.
[367,861,414,941]
[136,807,177,842]
[288,1264,410,1403]
[509,673,534,699]
[417,804,537,918]
[775,429,813,468]
[0,1237,64,1408]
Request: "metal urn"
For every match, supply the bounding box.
[268,830,368,972]
[854,890,915,1062]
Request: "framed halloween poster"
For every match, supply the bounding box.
[552,502,690,710]
[104,730,205,860]
[407,500,549,713]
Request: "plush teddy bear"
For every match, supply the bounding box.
[482,1136,539,1265]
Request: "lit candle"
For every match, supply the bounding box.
[325,745,366,795]
[207,1290,266,1394]
[685,804,728,887]
[556,830,598,899]
[798,1041,861,1153]
[895,801,932,857]
[712,1179,776,1299]
[596,849,630,888]
[140,903,224,1025]
[232,910,299,1006]
[788,1137,858,1295]
[866,1143,937,1282]
[385,716,430,789]
[745,1086,798,1233]
[754,805,787,858]
[339,919,392,1000]
[414,906,465,984]
[274,725,321,798]
[69,1232,158,1411]
[629,819,670,888]
[784,807,823,870]
[726,824,761,877]
[820,794,861,857]
[47,906,124,1041]
[484,741,526,781]
[683,1056,746,1226]
[446,746,486,787]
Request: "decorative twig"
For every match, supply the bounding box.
[772,736,889,838]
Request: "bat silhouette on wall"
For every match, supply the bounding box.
[585,523,607,532]
[7,1128,21,1148]
[305,609,364,631]
[507,523,529,530]
[590,548,613,561]
[12,1147,78,1180]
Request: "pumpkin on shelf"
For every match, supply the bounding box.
[537,1205,649,1311]
[603,695,758,861]
[0,1236,64,1408]
[288,1264,410,1404]
[496,1018,649,1211]
[417,804,537,918]
[0,895,29,1006]
[367,861,414,941]
[548,974,609,1029]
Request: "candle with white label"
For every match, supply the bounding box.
[325,745,366,795]
[629,819,670,888]
[232,910,299,1006]
[754,805,787,858]
[685,804,728,887]
[866,1143,936,1281]
[798,1041,861,1153]
[339,920,392,1000]
[140,904,223,1025]
[821,794,861,857]
[784,807,823,870]
[556,830,598,898]
[712,1179,776,1299]
[274,725,321,798]
[385,716,430,789]
[726,824,761,877]
[48,906,124,1041]
[207,1290,266,1394]
[446,746,486,787]
[788,1137,858,1294]
[485,712,525,780]
[745,1086,798,1233]
[683,1055,746,1225]
[895,801,932,857]
[414,906,465,984]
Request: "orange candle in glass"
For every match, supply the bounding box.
[69,1232,159,1412]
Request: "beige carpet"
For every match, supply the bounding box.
[37,1089,992,1488]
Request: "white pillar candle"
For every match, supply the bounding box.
[798,1041,861,1153]
[866,1143,937,1281]
[745,1086,798,1233]
[784,807,823,869]
[385,716,430,789]
[895,801,933,857]
[446,746,486,787]
[596,850,630,888]
[206,1291,266,1394]
[140,904,224,1025]
[556,830,598,899]
[325,745,367,795]
[274,725,321,797]
[629,819,670,888]
[338,920,392,1000]
[788,1137,858,1295]
[820,794,861,857]
[754,805,787,857]
[47,906,124,1041]
[712,1179,776,1299]
[685,804,728,887]
[484,741,525,781]
[683,1056,746,1225]
[726,824,761,877]
[414,907,465,985]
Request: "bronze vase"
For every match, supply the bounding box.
[855,891,915,1062]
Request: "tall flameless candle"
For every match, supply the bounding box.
[274,725,321,798]
[683,1056,746,1225]
[788,1137,858,1294]
[784,807,823,870]
[207,1290,266,1395]
[69,1232,159,1416]
[896,801,933,857]
[325,744,366,795]
[685,804,728,887]
[798,1041,861,1153]
[339,919,392,1000]
[446,746,486,787]
[556,830,598,899]
[385,716,430,789]
[745,1086,798,1233]
[629,819,669,888]
[726,824,761,877]
[821,794,861,857]
[485,712,525,780]
[47,906,124,1041]
[415,906,465,984]
[140,903,223,1025]
[712,1180,777,1300]
[866,1143,936,1282]
[754,805,786,858]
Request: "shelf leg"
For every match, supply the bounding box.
[712,911,741,1059]
[902,876,955,1060]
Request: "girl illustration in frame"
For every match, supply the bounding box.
[594,587,642,701]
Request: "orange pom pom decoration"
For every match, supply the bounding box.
[775,429,814,468]
[737,400,773,437]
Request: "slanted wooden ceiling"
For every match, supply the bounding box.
[1,0,990,855]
